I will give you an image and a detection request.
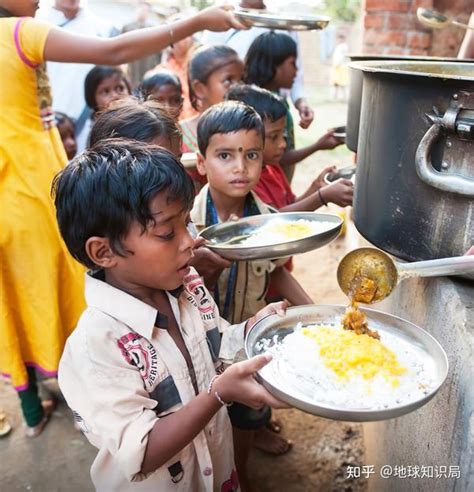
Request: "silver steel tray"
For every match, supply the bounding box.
[234,9,330,31]
[198,212,342,261]
[245,305,448,422]
[324,165,356,184]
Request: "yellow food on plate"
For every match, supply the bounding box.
[302,326,406,387]
[265,221,315,240]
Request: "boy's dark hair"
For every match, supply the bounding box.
[84,66,131,111]
[225,84,287,123]
[138,69,182,99]
[55,111,76,129]
[89,97,182,147]
[244,31,297,88]
[52,139,194,269]
[197,101,264,156]
[188,44,240,110]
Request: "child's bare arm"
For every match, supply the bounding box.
[296,165,336,201]
[280,178,353,212]
[280,130,342,167]
[141,355,285,474]
[44,6,244,65]
[270,267,313,306]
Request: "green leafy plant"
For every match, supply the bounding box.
[323,0,361,22]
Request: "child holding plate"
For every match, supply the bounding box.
[191,101,313,491]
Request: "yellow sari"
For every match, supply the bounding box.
[0,17,84,390]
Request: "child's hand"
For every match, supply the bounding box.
[315,129,343,151]
[295,99,314,129]
[190,237,231,288]
[214,355,289,409]
[245,300,289,335]
[321,179,354,207]
[312,165,337,192]
[465,246,474,256]
[196,5,249,32]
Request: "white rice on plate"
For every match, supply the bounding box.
[256,322,436,410]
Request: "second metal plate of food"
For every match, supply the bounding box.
[198,212,342,261]
[234,9,330,31]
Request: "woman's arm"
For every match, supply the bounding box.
[44,6,244,65]
[270,267,313,306]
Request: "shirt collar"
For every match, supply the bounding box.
[85,271,182,339]
[191,184,272,228]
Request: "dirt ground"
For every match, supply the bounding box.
[0,95,368,491]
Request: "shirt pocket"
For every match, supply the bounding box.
[142,442,196,488]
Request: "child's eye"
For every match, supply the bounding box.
[218,152,230,160]
[247,151,259,160]
[155,231,175,241]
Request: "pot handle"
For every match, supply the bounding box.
[415,122,474,196]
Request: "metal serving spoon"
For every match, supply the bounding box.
[417,8,474,30]
[337,247,474,304]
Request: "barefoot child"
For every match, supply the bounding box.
[191,101,313,491]
[180,44,244,191]
[53,139,287,491]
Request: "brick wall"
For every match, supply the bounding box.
[362,0,471,56]
[363,0,435,55]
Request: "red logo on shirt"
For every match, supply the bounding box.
[185,273,214,315]
[221,469,239,492]
[117,333,158,388]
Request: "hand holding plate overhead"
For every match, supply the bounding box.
[233,8,331,31]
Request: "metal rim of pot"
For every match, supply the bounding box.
[347,60,474,81]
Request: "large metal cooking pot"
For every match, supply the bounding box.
[353,61,474,263]
[346,55,473,152]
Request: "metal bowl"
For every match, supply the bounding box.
[234,9,330,31]
[332,125,346,142]
[198,212,342,261]
[246,305,448,421]
[324,165,357,184]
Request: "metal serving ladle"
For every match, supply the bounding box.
[337,247,474,304]
[417,8,474,30]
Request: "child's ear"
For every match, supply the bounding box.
[196,152,207,176]
[192,80,207,104]
[85,237,118,269]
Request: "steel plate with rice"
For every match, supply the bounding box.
[246,305,448,421]
[198,212,342,261]
[234,9,330,31]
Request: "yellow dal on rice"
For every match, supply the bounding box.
[302,326,407,387]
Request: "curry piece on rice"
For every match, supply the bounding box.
[342,303,380,340]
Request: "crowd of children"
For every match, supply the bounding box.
[1,2,354,491]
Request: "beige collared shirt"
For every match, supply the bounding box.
[191,186,287,324]
[58,268,243,491]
